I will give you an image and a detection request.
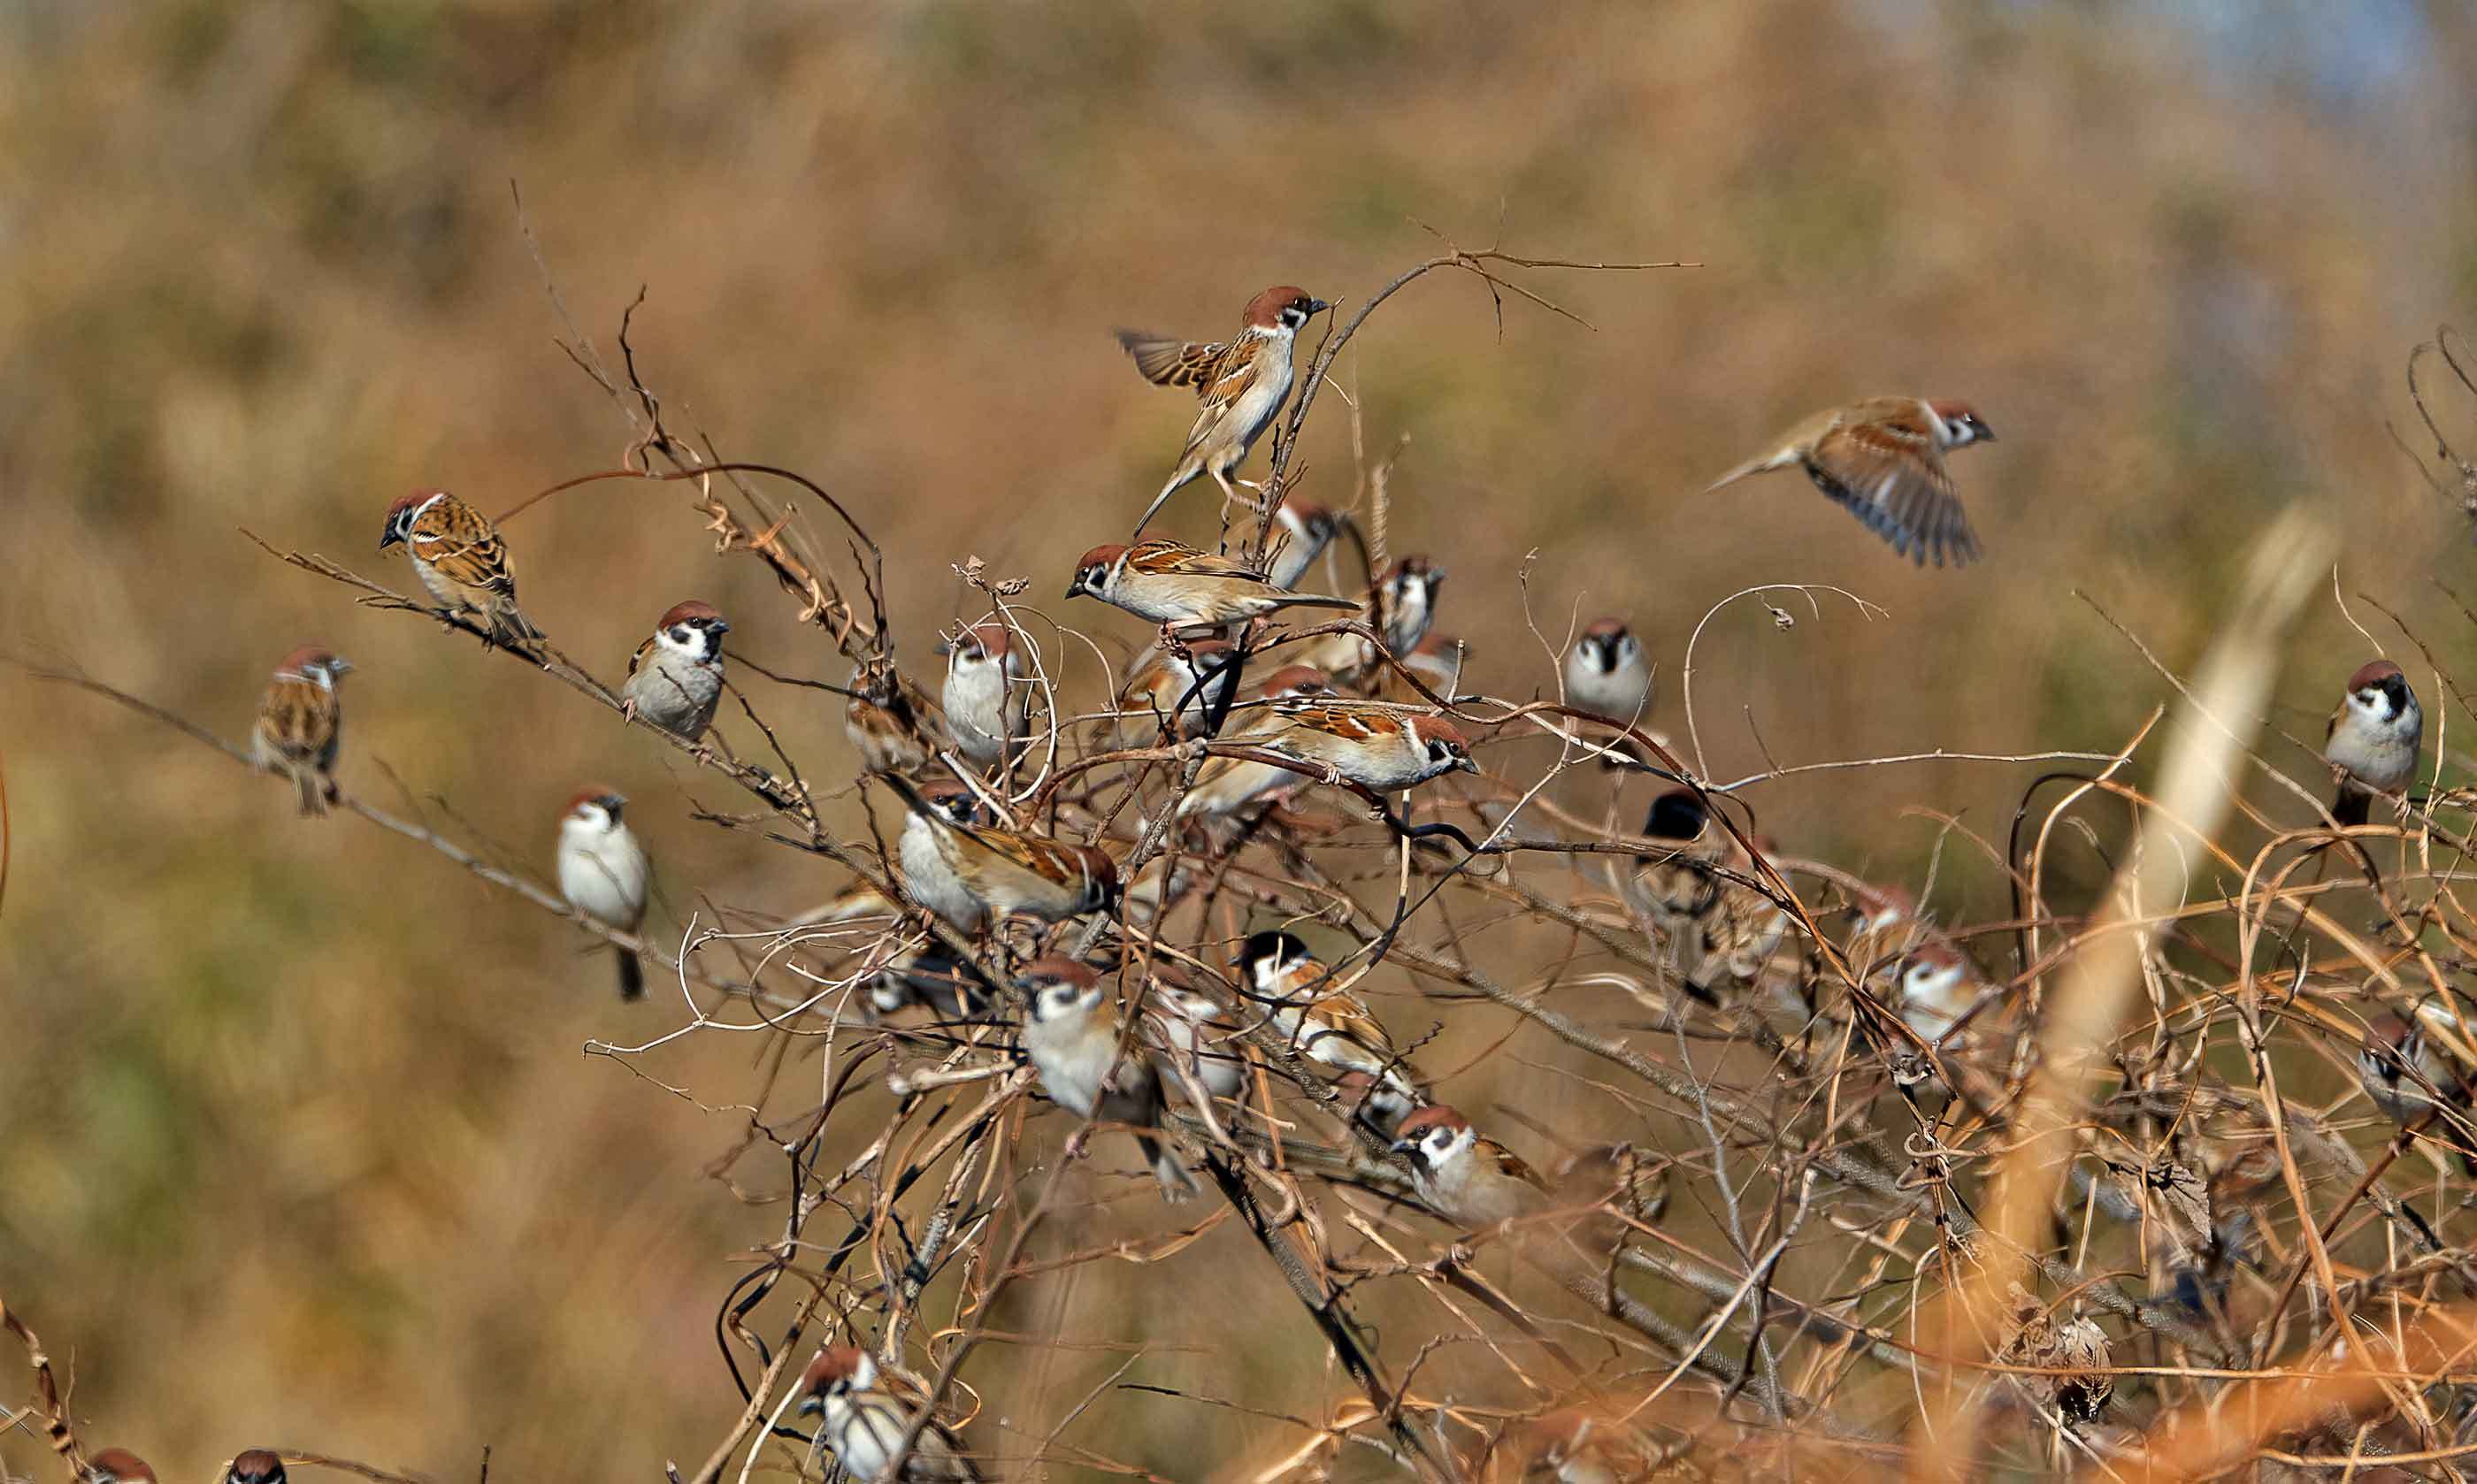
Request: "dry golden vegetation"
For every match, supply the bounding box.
[9,4,2477,1482]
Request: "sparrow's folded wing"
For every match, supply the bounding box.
[412,509,520,596]
[1116,331,1230,392]
[1804,417,1982,568]
[1178,350,1269,458]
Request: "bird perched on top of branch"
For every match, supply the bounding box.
[378,488,546,645]
[622,600,730,744]
[1703,396,1994,567]
[2324,659,2420,829]
[1118,285,1330,534]
[252,644,353,817]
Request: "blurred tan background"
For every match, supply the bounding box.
[4,1,2474,1479]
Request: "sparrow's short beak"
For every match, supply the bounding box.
[1389,1136,1415,1156]
[1062,580,1084,602]
[378,530,401,552]
[1454,754,1482,775]
[332,657,357,676]
[712,618,732,634]
[1308,298,1332,315]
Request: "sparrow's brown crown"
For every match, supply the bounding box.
[1242,285,1327,330]
[226,1450,288,1484]
[801,1344,869,1394]
[275,644,350,677]
[656,600,726,630]
[565,785,625,818]
[2348,659,2406,692]
[1392,1103,1470,1140]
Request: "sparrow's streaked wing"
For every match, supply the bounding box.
[1116,331,1232,392]
[1804,411,1980,567]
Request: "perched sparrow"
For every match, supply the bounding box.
[868,945,993,1025]
[1146,976,1250,1107]
[1264,495,1340,591]
[1169,665,1339,820]
[1254,702,1478,792]
[1330,1067,1426,1138]
[1390,1103,1549,1229]
[897,776,992,934]
[558,788,651,999]
[940,622,1026,771]
[1890,942,1986,1045]
[84,1452,158,1484]
[252,645,352,816]
[847,658,942,776]
[1705,397,1993,567]
[1400,633,1468,699]
[1841,882,1921,975]
[798,1345,982,1482]
[622,600,730,742]
[1233,930,1422,1109]
[2324,660,2421,828]
[378,488,544,644]
[1019,959,1197,1199]
[1119,285,1331,533]
[225,1451,288,1484]
[1617,790,1787,998]
[2358,1010,2472,1136]
[1563,618,1651,724]
[1067,540,1357,631]
[1115,638,1238,739]
[879,775,1115,923]
[1998,1283,2113,1424]
[1376,555,1446,659]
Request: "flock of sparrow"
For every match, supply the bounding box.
[211,283,2442,1481]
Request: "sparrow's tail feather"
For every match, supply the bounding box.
[1138,1134,1200,1203]
[616,948,645,1001]
[2332,787,2371,829]
[1269,593,1361,613]
[496,603,546,645]
[1703,451,1791,494]
[293,766,326,818]
[1131,468,1196,538]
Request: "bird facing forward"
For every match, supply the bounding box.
[1119,285,1330,534]
[622,600,730,743]
[2324,659,2421,829]
[1704,396,1993,567]
[556,788,650,1000]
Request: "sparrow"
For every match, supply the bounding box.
[1233,930,1422,1110]
[896,776,993,935]
[1119,285,1331,533]
[868,945,994,1025]
[1998,1283,2113,1424]
[1617,790,1787,998]
[621,600,730,742]
[558,788,651,999]
[878,774,1116,923]
[1704,397,1994,567]
[1563,618,1651,725]
[1330,1067,1426,1138]
[225,1451,288,1484]
[798,1345,983,1482]
[2358,1011,2475,1167]
[378,488,544,644]
[1389,1103,1549,1230]
[1264,495,1341,591]
[1066,540,1357,632]
[1115,637,1238,739]
[1890,942,1986,1045]
[1254,702,1479,792]
[1841,882,1921,975]
[84,1452,158,1484]
[847,658,943,776]
[1170,664,1338,820]
[1285,555,1446,686]
[940,622,1025,771]
[2324,660,2421,828]
[1019,959,1198,1200]
[1146,976,1250,1108]
[251,645,353,816]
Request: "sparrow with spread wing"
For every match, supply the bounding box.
[1705,397,1993,567]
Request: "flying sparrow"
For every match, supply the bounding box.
[896,776,993,934]
[1390,1103,1550,1230]
[224,1451,287,1484]
[879,774,1115,923]
[1115,637,1238,739]
[1233,929,1423,1110]
[622,600,730,743]
[252,645,353,816]
[2325,660,2421,828]
[1704,397,1994,567]
[1171,664,1340,820]
[84,1451,158,1484]
[1265,495,1341,591]
[1067,540,1358,632]
[378,488,544,644]
[847,657,943,776]
[941,622,1026,770]
[1019,959,1198,1200]
[798,1345,983,1482]
[557,787,651,1000]
[1119,285,1331,533]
